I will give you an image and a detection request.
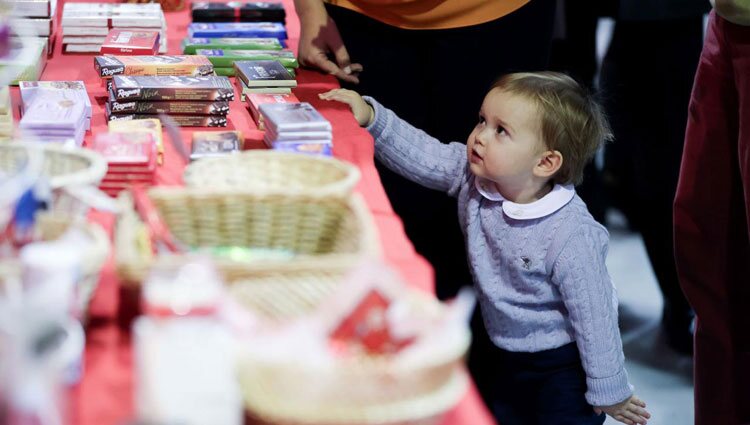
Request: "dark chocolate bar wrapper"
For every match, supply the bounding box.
[108,98,230,116]
[106,109,229,127]
[111,75,235,102]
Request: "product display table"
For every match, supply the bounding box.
[12,1,495,424]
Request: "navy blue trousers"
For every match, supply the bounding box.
[491,342,606,425]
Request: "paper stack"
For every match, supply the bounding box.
[259,102,332,156]
[61,3,167,54]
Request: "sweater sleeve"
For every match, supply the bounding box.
[550,224,634,407]
[364,96,467,197]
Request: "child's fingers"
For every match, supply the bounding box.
[628,404,650,419]
[615,415,634,425]
[631,396,646,408]
[622,410,647,424]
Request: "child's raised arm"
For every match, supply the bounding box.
[320,88,468,197]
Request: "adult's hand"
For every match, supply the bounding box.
[294,0,363,83]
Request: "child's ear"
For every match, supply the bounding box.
[534,150,563,178]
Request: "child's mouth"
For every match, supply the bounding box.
[470,150,482,164]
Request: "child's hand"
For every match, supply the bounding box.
[319,88,374,127]
[595,395,650,425]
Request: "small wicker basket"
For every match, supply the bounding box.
[0,142,107,190]
[115,187,380,287]
[182,150,360,198]
[237,291,471,425]
[0,213,110,319]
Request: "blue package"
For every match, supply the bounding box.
[188,22,287,40]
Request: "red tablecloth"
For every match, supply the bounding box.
[21,1,496,424]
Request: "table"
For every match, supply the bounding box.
[18,1,495,424]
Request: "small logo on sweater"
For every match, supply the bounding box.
[521,256,531,270]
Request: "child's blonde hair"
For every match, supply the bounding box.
[491,72,611,186]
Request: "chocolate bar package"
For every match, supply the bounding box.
[239,3,285,22]
[182,37,282,54]
[111,75,235,101]
[187,22,287,40]
[8,0,57,18]
[62,3,164,28]
[95,55,214,78]
[234,60,296,87]
[106,106,229,127]
[100,29,160,55]
[190,130,243,160]
[9,18,53,36]
[89,132,156,167]
[19,81,91,118]
[107,96,230,116]
[259,102,331,133]
[197,48,298,68]
[192,2,285,23]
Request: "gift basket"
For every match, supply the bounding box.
[0,142,107,191]
[182,150,360,198]
[0,213,110,318]
[0,143,110,319]
[115,187,380,287]
[235,264,474,425]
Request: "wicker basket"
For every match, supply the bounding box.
[237,291,471,425]
[0,142,107,190]
[0,213,110,319]
[182,150,360,198]
[115,187,380,287]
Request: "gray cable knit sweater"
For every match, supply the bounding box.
[364,96,633,406]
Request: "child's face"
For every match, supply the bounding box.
[466,88,547,190]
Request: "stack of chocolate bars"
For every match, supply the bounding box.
[95,55,215,92]
[191,2,286,23]
[7,0,56,56]
[106,75,234,127]
[19,80,92,131]
[259,102,333,156]
[246,92,299,130]
[108,117,164,166]
[89,131,158,197]
[197,48,297,77]
[234,60,296,101]
[18,87,88,146]
[61,3,167,53]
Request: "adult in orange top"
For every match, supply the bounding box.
[294,0,557,414]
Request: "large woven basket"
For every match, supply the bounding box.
[237,291,471,425]
[0,142,107,189]
[115,188,380,287]
[0,213,110,319]
[182,150,360,198]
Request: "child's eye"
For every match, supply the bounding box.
[496,126,507,135]
[477,115,485,125]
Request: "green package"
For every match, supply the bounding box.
[214,67,294,77]
[182,37,284,54]
[197,49,299,69]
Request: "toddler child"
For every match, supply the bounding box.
[320,72,650,425]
